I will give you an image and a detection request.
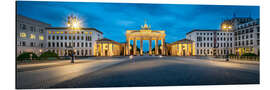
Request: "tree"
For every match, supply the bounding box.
[39,51,59,60]
[17,52,38,61]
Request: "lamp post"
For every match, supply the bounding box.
[67,15,81,63]
[222,24,232,61]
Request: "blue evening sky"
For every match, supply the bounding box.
[16,1,259,51]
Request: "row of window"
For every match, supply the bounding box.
[235,33,259,40]
[19,24,44,33]
[48,35,92,41]
[49,49,92,56]
[19,33,44,40]
[197,37,233,41]
[48,31,92,35]
[196,42,233,48]
[17,41,44,47]
[48,42,92,48]
[237,21,259,29]
[234,40,259,46]
[196,32,232,36]
[235,27,259,35]
[196,49,232,55]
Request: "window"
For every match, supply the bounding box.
[77,42,80,47]
[60,36,63,40]
[257,27,260,32]
[39,35,44,40]
[89,42,92,47]
[52,42,55,47]
[207,37,209,41]
[250,34,253,38]
[250,40,253,45]
[200,43,202,47]
[56,42,59,47]
[20,33,26,38]
[30,42,34,47]
[30,34,36,39]
[48,35,51,40]
[77,36,79,40]
[69,36,71,40]
[22,42,25,46]
[61,43,63,47]
[65,42,67,47]
[197,43,199,47]
[39,29,44,33]
[207,43,209,47]
[56,36,59,40]
[65,36,67,40]
[257,40,260,45]
[52,36,55,40]
[48,42,51,47]
[86,43,88,47]
[246,40,249,45]
[81,36,84,40]
[81,42,84,47]
[22,24,26,30]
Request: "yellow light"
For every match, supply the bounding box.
[61,32,64,34]
[39,49,43,52]
[57,32,60,34]
[48,31,51,34]
[223,25,227,29]
[20,32,26,38]
[228,26,232,29]
[30,34,36,39]
[39,35,44,40]
[85,32,88,34]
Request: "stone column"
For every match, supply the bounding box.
[140,39,143,56]
[149,39,152,55]
[155,39,159,55]
[127,38,130,55]
[101,43,103,56]
[133,38,137,55]
[161,38,165,55]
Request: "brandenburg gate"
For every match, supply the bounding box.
[125,21,166,56]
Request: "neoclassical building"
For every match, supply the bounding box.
[94,38,122,56]
[16,15,51,56]
[46,27,103,56]
[125,22,166,56]
[168,39,195,56]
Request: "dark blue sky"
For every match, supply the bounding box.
[17,1,259,51]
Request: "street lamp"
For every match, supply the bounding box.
[67,15,82,63]
[222,24,232,61]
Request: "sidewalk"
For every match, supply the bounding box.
[16,58,128,89]
[208,57,259,65]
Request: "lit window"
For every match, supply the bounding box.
[61,32,64,34]
[89,32,92,35]
[39,35,44,40]
[30,34,36,39]
[20,33,26,38]
[85,32,88,34]
[48,31,51,34]
[57,32,60,34]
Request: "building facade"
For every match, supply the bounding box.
[186,30,234,56]
[125,21,166,56]
[233,19,260,55]
[16,15,51,56]
[168,39,195,56]
[94,38,122,56]
[46,27,103,56]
